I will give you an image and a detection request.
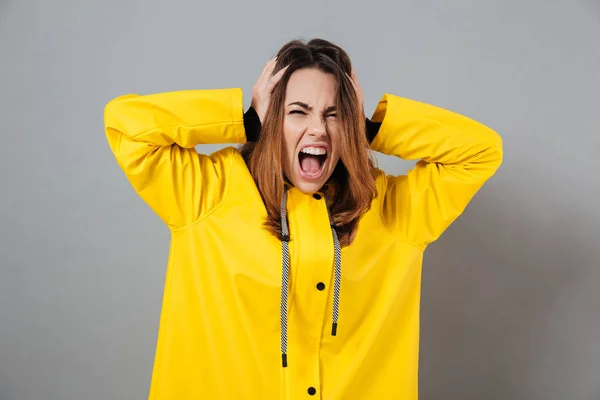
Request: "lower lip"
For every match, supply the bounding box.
[297,157,328,180]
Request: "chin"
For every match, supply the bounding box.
[289,176,329,194]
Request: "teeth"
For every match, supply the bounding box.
[301,147,327,156]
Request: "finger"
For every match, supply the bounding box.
[346,71,364,110]
[267,57,279,74]
[257,58,277,87]
[266,65,289,90]
[261,59,281,89]
[350,67,359,84]
[346,72,359,93]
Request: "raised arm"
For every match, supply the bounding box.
[369,93,503,249]
[104,88,246,229]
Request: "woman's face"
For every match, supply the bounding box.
[281,68,341,194]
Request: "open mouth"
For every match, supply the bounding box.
[298,146,328,180]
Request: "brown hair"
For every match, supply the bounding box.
[240,38,377,247]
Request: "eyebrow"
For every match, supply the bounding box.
[288,102,337,113]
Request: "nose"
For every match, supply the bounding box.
[307,115,327,138]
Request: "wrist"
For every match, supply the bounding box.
[365,117,381,144]
[244,107,262,142]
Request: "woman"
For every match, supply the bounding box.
[105,38,502,399]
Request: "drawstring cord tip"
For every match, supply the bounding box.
[331,323,338,336]
[282,353,288,368]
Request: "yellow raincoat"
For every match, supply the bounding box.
[104,88,502,399]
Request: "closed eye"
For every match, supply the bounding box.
[289,110,306,115]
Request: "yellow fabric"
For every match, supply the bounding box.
[104,88,502,400]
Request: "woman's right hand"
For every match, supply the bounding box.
[251,58,288,122]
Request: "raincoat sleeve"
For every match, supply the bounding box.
[104,88,246,228]
[370,93,503,249]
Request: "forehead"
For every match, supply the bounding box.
[285,68,337,106]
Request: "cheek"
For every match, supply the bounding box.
[328,125,342,154]
[284,117,304,134]
[282,120,302,158]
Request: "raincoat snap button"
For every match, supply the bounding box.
[308,387,317,395]
[312,193,321,200]
[316,282,325,291]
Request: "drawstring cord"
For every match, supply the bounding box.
[280,188,291,368]
[280,186,342,368]
[323,190,342,337]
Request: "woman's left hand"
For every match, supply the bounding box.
[348,68,364,116]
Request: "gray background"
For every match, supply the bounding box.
[1,0,599,399]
